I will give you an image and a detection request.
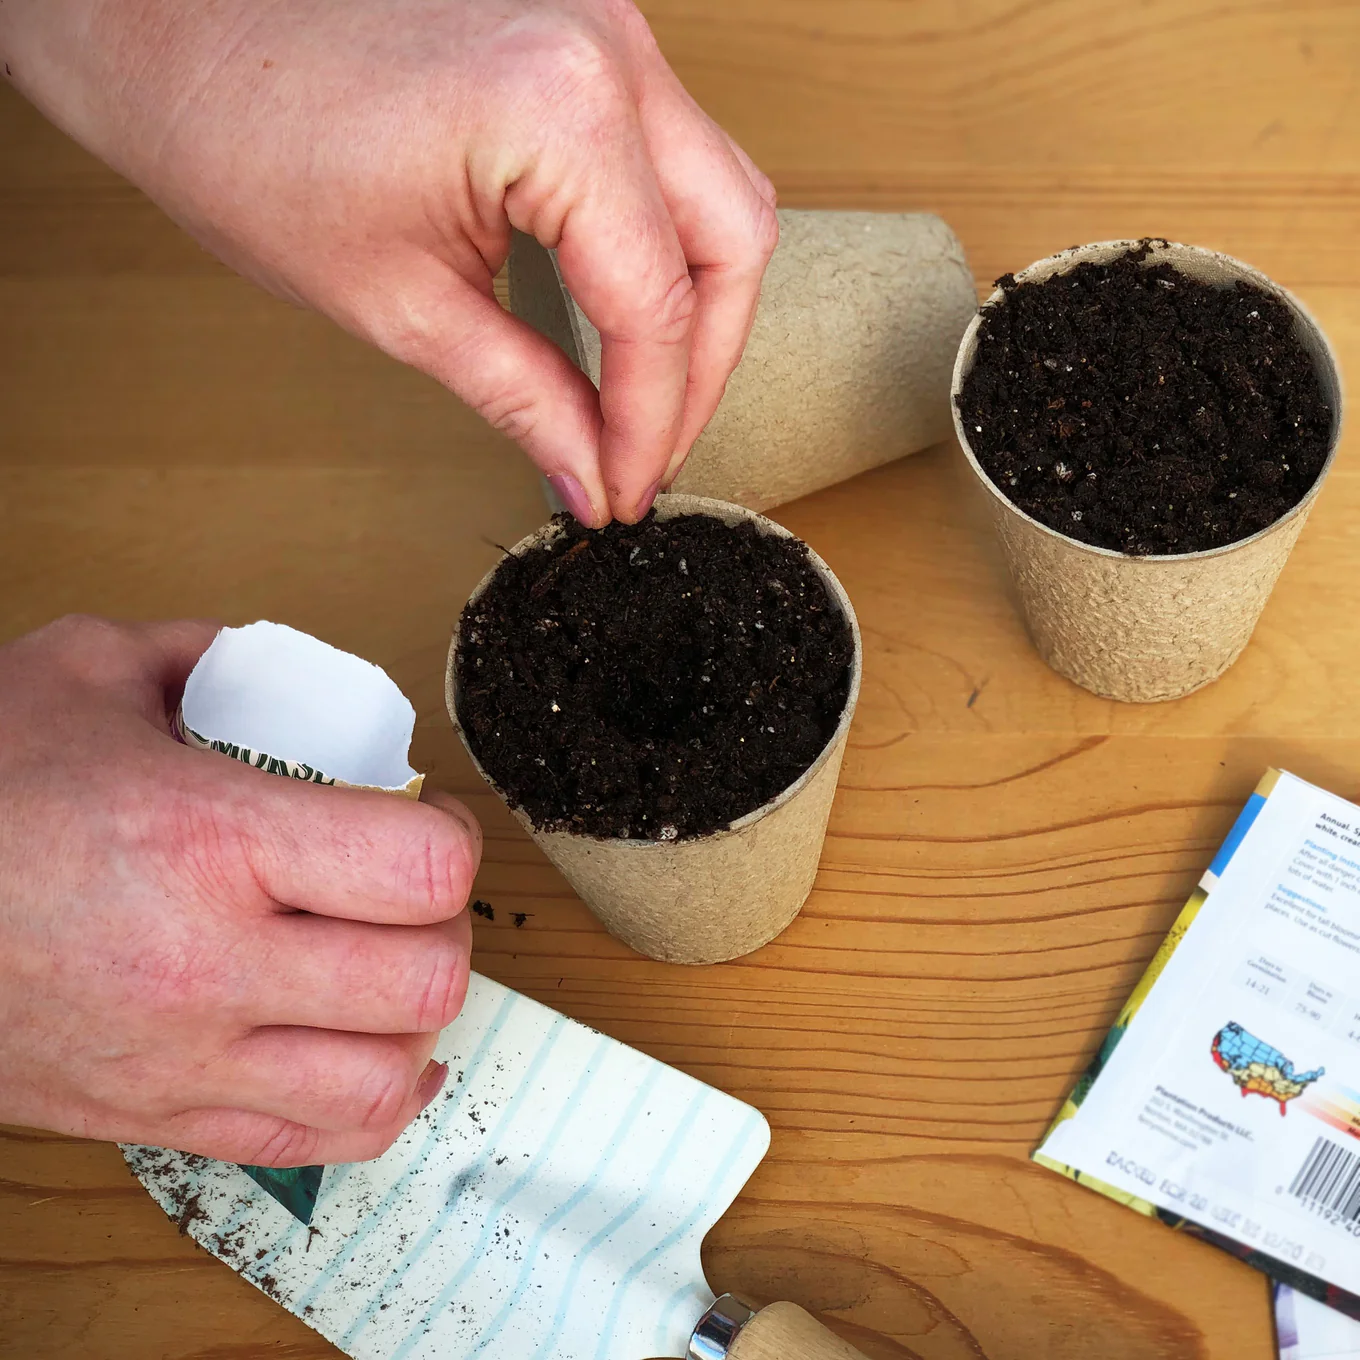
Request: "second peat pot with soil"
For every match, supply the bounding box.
[952,239,1343,702]
[447,495,862,965]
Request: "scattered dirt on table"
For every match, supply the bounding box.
[456,510,853,839]
[957,242,1333,554]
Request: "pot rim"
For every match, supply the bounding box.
[950,238,1345,564]
[446,493,863,849]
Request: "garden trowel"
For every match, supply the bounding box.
[124,972,869,1360]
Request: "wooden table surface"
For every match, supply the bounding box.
[3,2,1359,1356]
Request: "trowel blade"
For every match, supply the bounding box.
[124,972,769,1360]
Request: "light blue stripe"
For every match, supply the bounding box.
[593,1112,764,1360]
[379,1022,597,1358]
[528,1091,710,1360]
[465,1064,666,1356]
[655,1281,709,1356]
[294,987,522,1312]
[343,1012,569,1345]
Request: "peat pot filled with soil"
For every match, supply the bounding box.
[447,495,862,965]
[952,239,1343,703]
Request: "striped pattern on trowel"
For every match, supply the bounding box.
[123,972,769,1360]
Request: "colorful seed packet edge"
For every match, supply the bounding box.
[1032,769,1360,1322]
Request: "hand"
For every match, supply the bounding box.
[0,616,479,1166]
[0,0,778,525]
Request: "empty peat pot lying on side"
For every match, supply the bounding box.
[952,239,1344,703]
[446,494,863,965]
[513,209,980,512]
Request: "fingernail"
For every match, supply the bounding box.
[633,478,663,520]
[547,474,598,527]
[417,1060,449,1109]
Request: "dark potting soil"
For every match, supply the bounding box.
[956,242,1333,554]
[455,511,854,840]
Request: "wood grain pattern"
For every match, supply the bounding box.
[730,1302,874,1360]
[3,1,1359,1355]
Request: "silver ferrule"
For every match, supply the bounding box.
[689,1294,757,1359]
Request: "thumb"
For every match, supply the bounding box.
[371,254,610,528]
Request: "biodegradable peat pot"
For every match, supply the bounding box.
[512,209,977,511]
[446,495,862,965]
[952,240,1343,703]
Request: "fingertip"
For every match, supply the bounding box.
[418,788,484,884]
[419,785,476,831]
[546,473,610,529]
[612,476,663,524]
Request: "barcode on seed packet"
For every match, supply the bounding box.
[1291,1138,1360,1228]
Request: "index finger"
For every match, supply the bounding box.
[553,121,696,523]
[637,86,780,484]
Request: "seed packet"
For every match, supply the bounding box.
[1036,770,1360,1321]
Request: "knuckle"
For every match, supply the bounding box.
[643,272,698,347]
[433,329,543,447]
[476,388,543,446]
[249,1119,322,1168]
[536,32,623,115]
[397,818,476,919]
[43,611,111,640]
[614,2,661,55]
[354,1052,413,1131]
[487,21,626,129]
[412,937,470,1032]
[33,613,133,676]
[751,198,780,261]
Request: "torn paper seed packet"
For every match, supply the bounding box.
[173,620,422,798]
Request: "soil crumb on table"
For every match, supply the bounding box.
[957,242,1333,554]
[456,511,853,839]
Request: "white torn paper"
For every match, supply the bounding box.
[178,621,421,796]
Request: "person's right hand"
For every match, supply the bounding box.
[0,615,480,1166]
[1,0,780,526]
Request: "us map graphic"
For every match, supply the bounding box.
[1211,1022,1325,1115]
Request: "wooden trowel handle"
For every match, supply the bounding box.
[727,1301,871,1360]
